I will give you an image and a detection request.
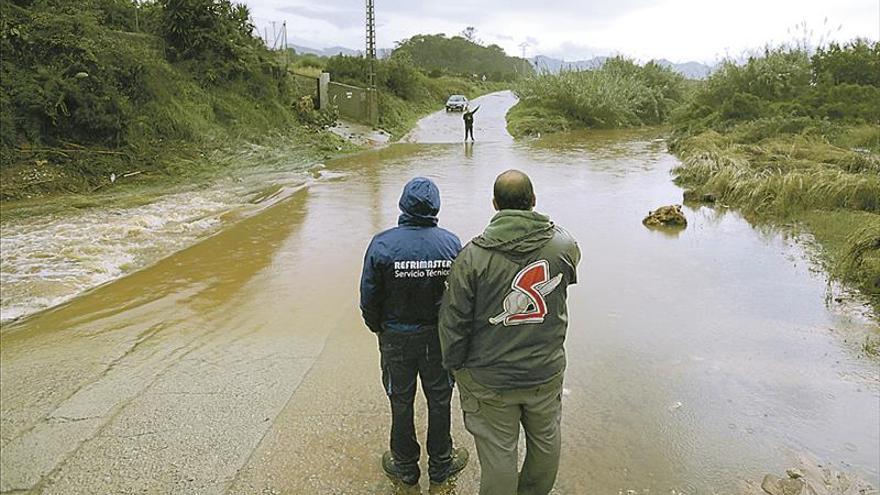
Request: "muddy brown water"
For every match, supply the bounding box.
[1,92,877,494]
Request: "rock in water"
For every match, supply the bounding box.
[643,205,687,228]
[761,475,806,495]
[785,468,804,480]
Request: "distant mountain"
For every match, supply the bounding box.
[530,55,713,79]
[288,44,393,59]
[653,59,713,79]
[289,44,361,57]
[531,55,606,73]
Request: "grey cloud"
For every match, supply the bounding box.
[256,0,659,30]
[278,5,364,29]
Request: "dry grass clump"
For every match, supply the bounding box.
[673,131,880,312]
[673,133,880,216]
[842,219,880,299]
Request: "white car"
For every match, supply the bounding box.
[445,95,468,112]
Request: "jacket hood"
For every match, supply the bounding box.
[398,177,440,227]
[472,209,554,254]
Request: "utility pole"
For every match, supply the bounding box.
[519,42,529,78]
[366,0,377,88]
[365,0,378,126]
[283,21,289,68]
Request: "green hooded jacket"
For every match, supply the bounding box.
[439,209,580,389]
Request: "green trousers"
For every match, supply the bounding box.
[454,369,564,495]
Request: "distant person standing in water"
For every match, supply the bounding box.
[463,105,480,141]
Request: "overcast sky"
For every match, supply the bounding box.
[245,0,880,62]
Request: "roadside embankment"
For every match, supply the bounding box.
[0,1,357,203]
[670,127,880,317]
[668,41,880,317]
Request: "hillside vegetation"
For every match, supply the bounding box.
[0,0,352,200]
[1,2,511,199]
[669,40,880,311]
[391,33,533,82]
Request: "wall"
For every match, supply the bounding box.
[291,73,378,126]
[327,81,378,126]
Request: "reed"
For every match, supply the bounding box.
[508,57,686,137]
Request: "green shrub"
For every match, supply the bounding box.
[812,39,880,86]
[505,103,572,137]
[293,53,325,70]
[324,54,369,86]
[379,53,427,100]
[674,40,880,137]
[511,56,686,130]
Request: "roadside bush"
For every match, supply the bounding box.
[1,3,143,147]
[326,53,431,102]
[294,95,337,128]
[379,53,427,100]
[673,40,880,137]
[670,38,880,316]
[293,53,325,70]
[511,56,686,131]
[158,0,254,61]
[812,39,880,86]
[505,103,572,137]
[324,54,369,86]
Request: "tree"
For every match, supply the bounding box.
[392,33,531,81]
[461,26,480,45]
[159,0,255,62]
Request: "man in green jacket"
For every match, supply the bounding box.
[439,169,580,495]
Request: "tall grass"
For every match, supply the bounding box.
[673,132,880,312]
[670,40,880,313]
[673,133,880,216]
[508,57,686,136]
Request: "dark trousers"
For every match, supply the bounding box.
[464,124,474,140]
[379,328,454,476]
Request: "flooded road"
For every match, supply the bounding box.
[0,141,333,323]
[1,91,878,494]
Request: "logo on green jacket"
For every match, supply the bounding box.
[489,260,562,326]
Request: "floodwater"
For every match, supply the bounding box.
[1,91,877,494]
[0,143,332,323]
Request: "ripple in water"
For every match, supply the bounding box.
[0,191,234,323]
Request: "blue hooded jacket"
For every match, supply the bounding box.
[360,177,462,333]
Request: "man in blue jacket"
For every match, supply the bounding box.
[360,177,470,486]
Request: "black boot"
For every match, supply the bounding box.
[382,450,420,486]
[429,447,469,484]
